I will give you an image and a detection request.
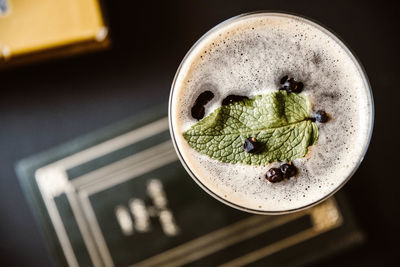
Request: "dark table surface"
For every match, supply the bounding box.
[1,1,399,266]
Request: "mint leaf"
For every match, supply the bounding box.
[183,91,318,165]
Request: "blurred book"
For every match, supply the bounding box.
[16,105,364,267]
[0,0,109,69]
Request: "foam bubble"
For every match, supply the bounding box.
[170,13,372,212]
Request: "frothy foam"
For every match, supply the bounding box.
[170,13,372,213]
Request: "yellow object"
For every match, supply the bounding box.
[0,0,110,67]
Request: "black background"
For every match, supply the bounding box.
[1,0,399,266]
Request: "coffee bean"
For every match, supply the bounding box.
[315,110,329,123]
[190,90,214,120]
[266,168,284,183]
[243,137,261,153]
[280,163,297,178]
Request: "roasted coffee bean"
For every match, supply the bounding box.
[280,163,297,178]
[266,168,284,183]
[243,137,261,153]
[315,110,329,123]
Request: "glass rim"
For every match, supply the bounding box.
[168,10,375,215]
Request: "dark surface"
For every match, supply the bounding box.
[0,0,399,266]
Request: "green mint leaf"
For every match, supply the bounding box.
[183,91,318,165]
